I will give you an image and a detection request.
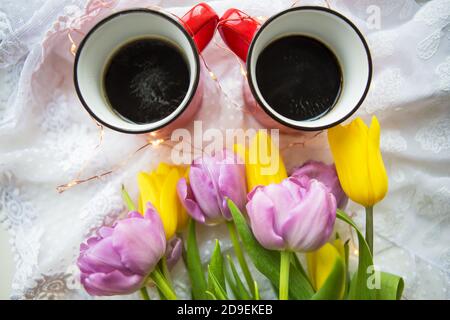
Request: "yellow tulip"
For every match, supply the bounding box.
[234,130,287,192]
[306,239,346,299]
[327,116,388,207]
[137,162,189,239]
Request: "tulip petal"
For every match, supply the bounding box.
[328,116,389,207]
[306,242,341,291]
[98,226,114,238]
[86,234,101,244]
[246,188,285,250]
[291,161,347,209]
[143,202,159,220]
[78,236,125,274]
[166,237,183,270]
[156,162,172,175]
[177,178,206,224]
[280,180,336,251]
[234,143,255,192]
[233,143,247,163]
[189,165,222,220]
[173,167,190,231]
[127,211,144,219]
[159,168,180,239]
[137,172,159,213]
[176,207,189,232]
[249,131,270,187]
[112,211,166,275]
[367,116,388,205]
[218,162,246,220]
[256,131,287,184]
[153,173,166,190]
[328,126,352,197]
[138,193,143,213]
[82,270,144,296]
[328,118,371,206]
[260,182,298,227]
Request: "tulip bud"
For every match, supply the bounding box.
[177,149,247,225]
[328,116,388,207]
[165,237,183,270]
[137,163,189,239]
[234,130,287,192]
[246,177,336,252]
[77,205,166,296]
[306,238,346,298]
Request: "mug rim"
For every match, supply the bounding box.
[246,6,373,131]
[73,8,201,134]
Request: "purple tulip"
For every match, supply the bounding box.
[177,149,247,225]
[291,160,348,209]
[165,237,183,270]
[246,177,336,252]
[77,205,166,296]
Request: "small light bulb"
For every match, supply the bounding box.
[151,139,164,147]
[209,71,217,80]
[240,66,247,77]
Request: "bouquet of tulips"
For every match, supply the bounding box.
[77,116,403,300]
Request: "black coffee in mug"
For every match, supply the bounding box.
[256,35,342,121]
[103,37,190,124]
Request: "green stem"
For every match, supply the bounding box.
[139,287,150,300]
[279,251,290,300]
[150,268,177,300]
[365,206,374,255]
[226,221,255,298]
[160,256,173,287]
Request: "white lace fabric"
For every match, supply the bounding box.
[0,0,449,300]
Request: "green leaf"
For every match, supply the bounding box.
[227,199,314,299]
[207,240,226,297]
[336,209,376,300]
[156,286,166,300]
[207,266,228,300]
[378,272,404,300]
[205,291,217,300]
[224,265,240,299]
[337,210,405,300]
[121,185,136,211]
[226,255,251,300]
[343,239,350,298]
[311,254,345,300]
[291,253,313,288]
[186,219,208,300]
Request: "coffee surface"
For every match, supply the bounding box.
[103,38,190,124]
[256,35,342,121]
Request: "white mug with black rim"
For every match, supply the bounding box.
[219,6,372,132]
[74,4,218,135]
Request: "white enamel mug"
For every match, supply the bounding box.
[74,5,218,134]
[219,6,372,132]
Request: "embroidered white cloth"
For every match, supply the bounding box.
[0,0,449,299]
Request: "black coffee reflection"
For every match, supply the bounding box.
[256,35,342,121]
[103,38,190,124]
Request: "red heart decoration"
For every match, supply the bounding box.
[218,9,260,62]
[181,3,219,53]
